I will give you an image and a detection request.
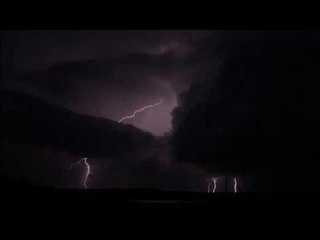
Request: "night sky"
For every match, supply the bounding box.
[2,30,320,192]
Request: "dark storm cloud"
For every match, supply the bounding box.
[4,51,187,135]
[2,30,211,84]
[171,31,320,190]
[1,30,213,135]
[14,50,184,95]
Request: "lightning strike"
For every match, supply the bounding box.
[207,177,218,193]
[70,157,91,189]
[118,98,163,123]
[212,178,217,193]
[233,177,238,193]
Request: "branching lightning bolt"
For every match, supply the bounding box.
[233,177,238,193]
[70,157,91,189]
[118,98,163,123]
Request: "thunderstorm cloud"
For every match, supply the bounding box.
[2,31,320,192]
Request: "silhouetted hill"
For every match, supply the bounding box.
[0,175,269,210]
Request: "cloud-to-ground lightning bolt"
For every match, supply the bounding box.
[233,178,238,193]
[207,177,218,193]
[70,157,91,189]
[118,98,163,123]
[212,178,217,193]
